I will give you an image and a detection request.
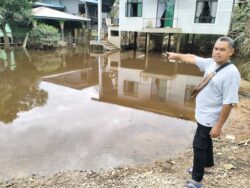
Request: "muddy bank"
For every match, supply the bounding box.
[0,135,249,188]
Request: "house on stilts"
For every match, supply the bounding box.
[108,0,236,52]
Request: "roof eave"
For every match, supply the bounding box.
[33,16,91,22]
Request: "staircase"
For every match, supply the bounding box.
[101,40,119,51]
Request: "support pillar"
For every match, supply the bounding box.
[81,21,85,44]
[145,33,150,53]
[176,33,181,53]
[85,3,88,19]
[167,33,171,51]
[133,32,138,51]
[128,32,130,47]
[98,0,102,42]
[59,20,65,41]
[185,34,189,52]
[191,34,195,52]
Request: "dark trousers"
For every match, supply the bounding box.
[192,123,214,182]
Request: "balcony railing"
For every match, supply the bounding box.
[106,18,119,26]
[143,18,178,29]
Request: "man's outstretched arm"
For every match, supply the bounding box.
[166,52,197,65]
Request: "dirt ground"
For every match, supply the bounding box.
[0,81,249,188]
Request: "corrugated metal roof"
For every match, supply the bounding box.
[32,7,90,21]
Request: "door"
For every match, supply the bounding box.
[164,0,175,27]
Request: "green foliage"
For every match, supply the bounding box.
[239,62,250,81]
[230,1,250,57]
[0,0,36,50]
[110,0,119,18]
[29,23,60,49]
[0,0,36,28]
[0,52,48,124]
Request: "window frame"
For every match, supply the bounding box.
[123,80,139,97]
[194,0,218,24]
[125,0,143,17]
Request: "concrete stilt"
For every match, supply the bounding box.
[128,32,131,47]
[145,33,150,53]
[176,33,181,53]
[59,20,65,41]
[167,33,171,51]
[98,0,102,42]
[134,32,138,51]
[191,34,195,52]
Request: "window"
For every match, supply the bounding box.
[194,0,218,23]
[111,30,119,36]
[123,81,138,97]
[151,79,168,102]
[126,0,142,17]
[78,4,85,15]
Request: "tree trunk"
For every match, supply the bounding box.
[1,22,11,51]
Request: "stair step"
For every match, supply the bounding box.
[100,40,119,51]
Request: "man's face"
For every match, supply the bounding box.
[212,40,234,65]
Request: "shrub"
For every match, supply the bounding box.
[29,23,60,49]
[230,1,250,57]
[239,62,250,81]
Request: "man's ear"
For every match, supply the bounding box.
[230,48,235,56]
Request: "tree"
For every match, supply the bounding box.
[0,0,36,50]
[230,0,250,57]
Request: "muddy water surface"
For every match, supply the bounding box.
[0,48,202,179]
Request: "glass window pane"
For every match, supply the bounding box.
[137,3,142,17]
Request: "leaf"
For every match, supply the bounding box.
[224,164,235,170]
[238,139,250,146]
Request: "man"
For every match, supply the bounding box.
[167,36,241,188]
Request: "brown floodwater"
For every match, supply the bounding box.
[0,47,203,179]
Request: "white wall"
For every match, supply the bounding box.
[61,0,80,14]
[108,26,121,47]
[175,0,234,34]
[119,0,234,35]
[119,0,158,32]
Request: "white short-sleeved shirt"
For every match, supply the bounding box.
[195,57,241,127]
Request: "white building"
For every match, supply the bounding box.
[119,0,235,34]
[109,0,236,50]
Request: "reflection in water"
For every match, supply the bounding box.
[0,47,95,123]
[42,68,98,90]
[0,50,48,124]
[0,49,16,71]
[97,51,203,120]
[0,48,202,179]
